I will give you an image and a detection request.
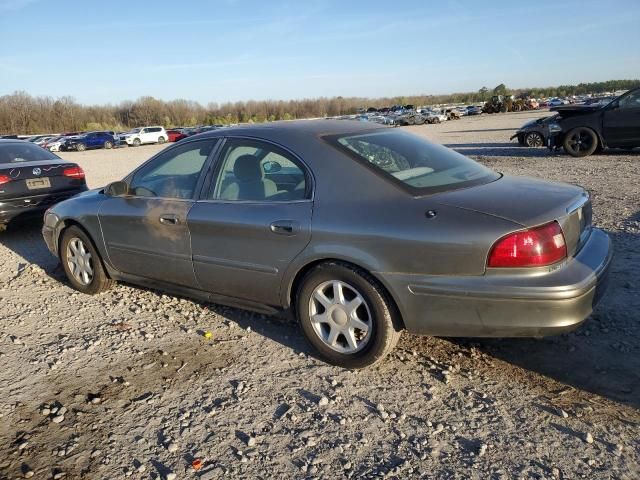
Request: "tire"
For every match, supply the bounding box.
[104,141,113,149]
[60,226,114,295]
[524,131,544,148]
[76,143,86,152]
[132,138,141,147]
[563,127,598,157]
[157,136,166,144]
[296,261,402,369]
[414,116,425,125]
[433,117,440,124]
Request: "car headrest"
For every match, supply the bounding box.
[233,155,262,182]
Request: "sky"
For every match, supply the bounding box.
[1,0,639,105]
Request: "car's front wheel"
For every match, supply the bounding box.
[563,127,598,157]
[60,226,114,295]
[157,136,166,144]
[132,138,141,147]
[76,143,86,151]
[525,131,544,147]
[296,262,402,369]
[104,141,113,149]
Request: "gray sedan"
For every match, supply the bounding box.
[42,121,612,368]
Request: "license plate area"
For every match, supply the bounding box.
[26,177,51,190]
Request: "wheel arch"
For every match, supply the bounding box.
[285,257,406,330]
[57,219,113,279]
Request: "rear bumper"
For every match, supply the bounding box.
[0,188,87,224]
[380,228,612,337]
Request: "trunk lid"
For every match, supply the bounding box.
[435,175,591,256]
[0,160,85,199]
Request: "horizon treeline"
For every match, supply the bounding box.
[1,79,638,135]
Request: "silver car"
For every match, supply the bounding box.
[42,121,612,368]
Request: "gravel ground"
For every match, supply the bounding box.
[1,112,638,480]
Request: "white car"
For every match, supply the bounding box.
[548,98,569,107]
[47,136,67,152]
[121,126,168,147]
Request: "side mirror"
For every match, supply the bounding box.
[263,161,282,174]
[104,180,130,197]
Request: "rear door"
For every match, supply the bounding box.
[602,89,640,146]
[98,139,217,286]
[188,137,313,306]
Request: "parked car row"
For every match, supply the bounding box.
[7,125,230,154]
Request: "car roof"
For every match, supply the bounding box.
[193,119,387,141]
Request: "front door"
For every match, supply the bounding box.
[602,89,640,147]
[99,139,217,287]
[189,138,313,306]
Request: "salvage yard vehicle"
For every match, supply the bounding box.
[547,87,640,157]
[62,131,116,151]
[0,140,87,231]
[510,116,557,147]
[42,121,612,368]
[120,126,168,146]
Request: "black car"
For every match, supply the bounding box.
[546,87,640,157]
[62,131,116,151]
[0,140,87,230]
[510,115,558,147]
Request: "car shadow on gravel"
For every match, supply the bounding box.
[447,214,640,409]
[0,219,63,278]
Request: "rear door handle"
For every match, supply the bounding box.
[159,214,179,225]
[270,220,297,235]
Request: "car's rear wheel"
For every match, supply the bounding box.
[76,143,86,151]
[133,138,141,147]
[525,131,544,147]
[104,141,113,149]
[563,127,598,157]
[157,136,166,144]
[60,226,114,295]
[296,262,402,369]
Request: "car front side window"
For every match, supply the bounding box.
[208,139,309,202]
[129,140,216,199]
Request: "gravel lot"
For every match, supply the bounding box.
[1,112,638,479]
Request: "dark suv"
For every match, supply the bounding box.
[547,87,640,157]
[63,131,116,152]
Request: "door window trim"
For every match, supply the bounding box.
[197,135,315,204]
[120,137,220,201]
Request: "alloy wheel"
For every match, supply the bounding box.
[308,280,372,354]
[526,132,544,147]
[66,237,94,285]
[567,131,593,154]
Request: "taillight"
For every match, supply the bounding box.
[63,166,85,180]
[488,221,567,268]
[0,175,10,185]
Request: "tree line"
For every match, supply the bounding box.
[1,79,638,135]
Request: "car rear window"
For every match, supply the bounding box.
[326,129,500,194]
[0,142,60,164]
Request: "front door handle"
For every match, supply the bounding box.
[159,214,179,225]
[270,220,297,235]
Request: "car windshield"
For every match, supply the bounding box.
[129,128,141,134]
[0,142,60,164]
[327,129,500,194]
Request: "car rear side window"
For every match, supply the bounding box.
[0,142,59,163]
[208,139,309,202]
[326,129,500,195]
